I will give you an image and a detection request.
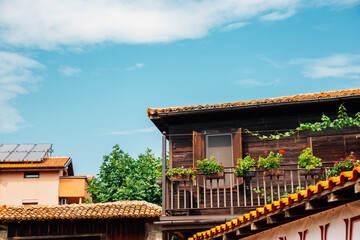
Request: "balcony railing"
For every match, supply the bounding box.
[163,167,329,216]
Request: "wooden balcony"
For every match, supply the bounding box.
[162,167,329,219]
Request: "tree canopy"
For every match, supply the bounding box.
[87,145,162,205]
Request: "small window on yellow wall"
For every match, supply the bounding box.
[205,134,233,167]
[24,172,39,178]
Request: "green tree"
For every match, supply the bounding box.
[87,145,162,205]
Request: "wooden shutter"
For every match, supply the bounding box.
[232,128,242,165]
[193,131,205,167]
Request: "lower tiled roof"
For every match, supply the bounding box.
[189,167,360,240]
[0,201,161,222]
[0,157,70,169]
[148,88,360,116]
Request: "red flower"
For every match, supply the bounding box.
[237,163,241,166]
[351,159,355,163]
[342,163,346,166]
[158,167,161,170]
[346,157,349,160]
[304,145,308,148]
[340,158,344,160]
[221,165,224,168]
[235,167,238,170]
[264,151,268,154]
[356,163,359,167]
[235,155,239,158]
[353,157,356,159]
[246,153,249,155]
[192,168,195,171]
[220,162,223,164]
[279,150,286,154]
[253,157,257,159]
[335,162,338,165]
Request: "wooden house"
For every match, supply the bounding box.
[147,88,360,238]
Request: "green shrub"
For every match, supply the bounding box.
[258,150,285,170]
[234,154,256,177]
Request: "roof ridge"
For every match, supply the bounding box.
[148,88,360,116]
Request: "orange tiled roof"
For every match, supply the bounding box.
[189,167,360,240]
[148,88,360,116]
[0,201,161,222]
[0,157,70,169]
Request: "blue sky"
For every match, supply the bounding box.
[0,0,359,175]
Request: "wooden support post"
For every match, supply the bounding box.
[354,182,360,194]
[162,132,167,216]
[251,220,267,231]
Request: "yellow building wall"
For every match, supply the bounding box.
[59,178,89,198]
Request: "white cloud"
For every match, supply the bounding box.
[290,54,360,79]
[0,51,44,133]
[126,63,145,71]
[58,66,82,77]
[257,55,283,68]
[221,22,248,32]
[104,127,157,135]
[260,9,296,21]
[0,0,357,49]
[236,78,280,87]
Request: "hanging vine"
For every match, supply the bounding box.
[244,104,360,141]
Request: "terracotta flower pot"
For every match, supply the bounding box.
[168,173,191,181]
[263,169,284,176]
[237,176,244,185]
[299,168,321,175]
[205,171,225,179]
[243,170,256,177]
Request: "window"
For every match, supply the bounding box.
[24,172,39,178]
[59,198,67,205]
[205,134,233,167]
[22,199,38,205]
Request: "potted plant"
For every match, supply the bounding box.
[258,150,285,176]
[327,152,359,177]
[197,156,224,179]
[166,167,197,181]
[234,153,256,185]
[298,146,322,175]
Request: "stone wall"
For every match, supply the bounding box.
[145,222,162,240]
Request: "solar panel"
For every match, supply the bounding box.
[0,144,18,152]
[32,144,52,152]
[25,151,47,161]
[5,152,28,161]
[0,144,52,162]
[0,152,10,160]
[15,144,35,152]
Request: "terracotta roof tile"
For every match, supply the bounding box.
[148,88,360,116]
[0,201,161,222]
[0,157,70,169]
[189,167,360,240]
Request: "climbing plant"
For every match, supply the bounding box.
[244,104,360,141]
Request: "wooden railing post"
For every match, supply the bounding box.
[162,131,167,216]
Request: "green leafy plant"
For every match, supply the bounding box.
[327,152,359,177]
[87,145,162,205]
[197,156,224,175]
[298,146,322,171]
[245,104,360,141]
[234,153,256,177]
[257,150,285,170]
[166,167,197,180]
